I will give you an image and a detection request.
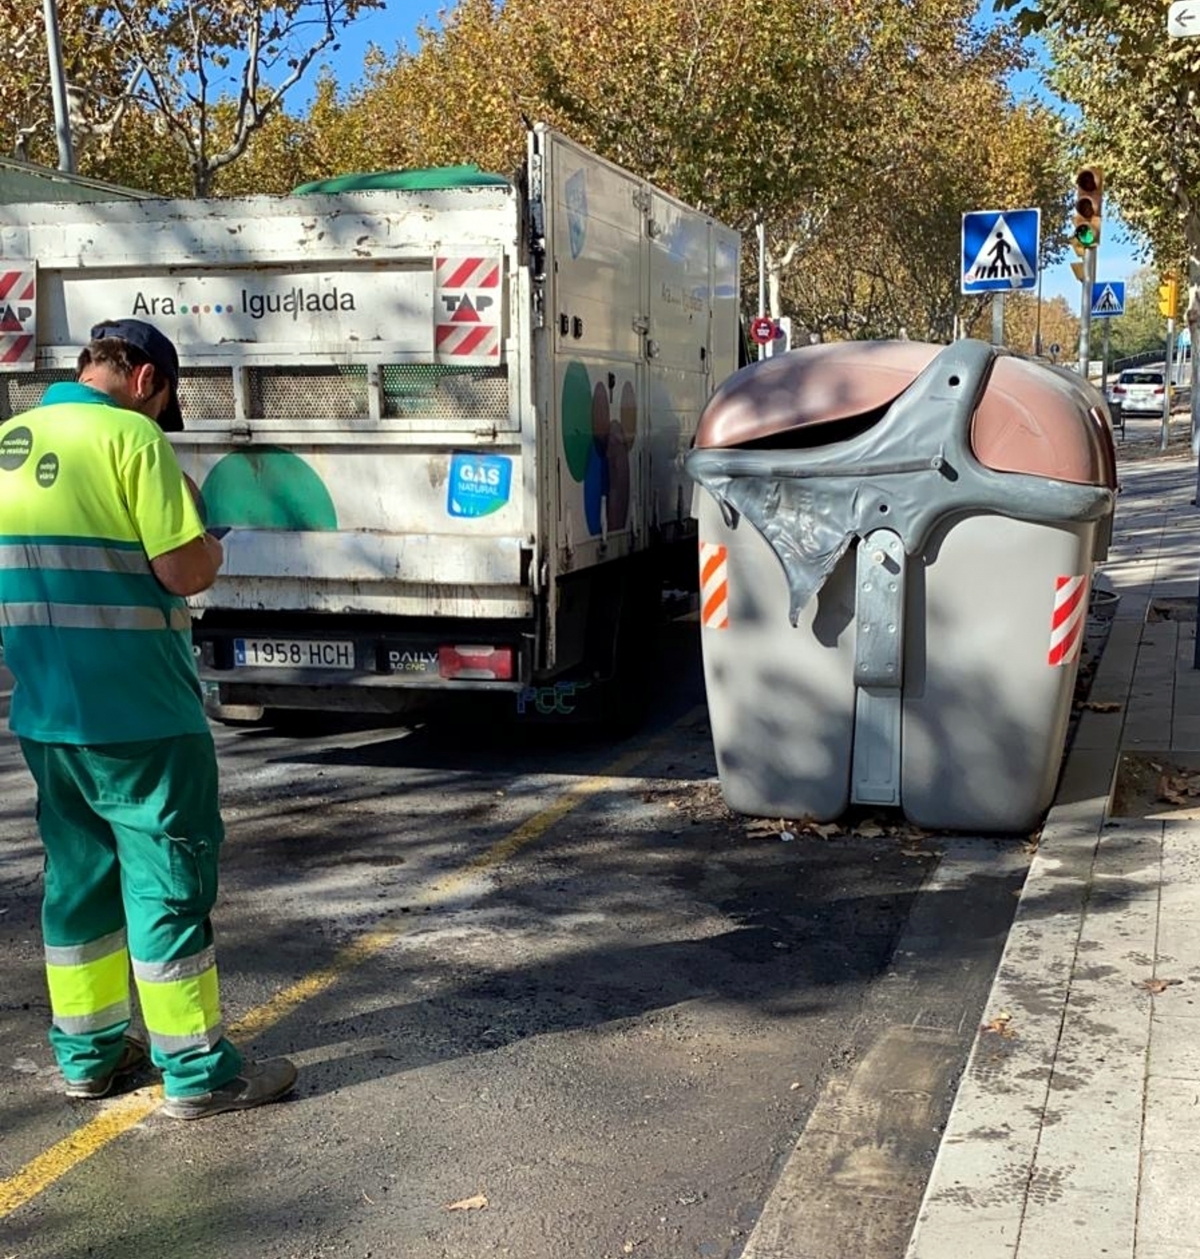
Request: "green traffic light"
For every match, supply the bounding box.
[1074,223,1097,247]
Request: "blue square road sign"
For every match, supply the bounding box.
[1090,281,1125,318]
[962,209,1040,294]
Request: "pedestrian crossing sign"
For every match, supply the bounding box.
[961,208,1040,294]
[1091,281,1125,318]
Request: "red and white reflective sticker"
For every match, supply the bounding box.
[1048,574,1089,666]
[700,542,729,630]
[0,267,36,368]
[435,255,501,359]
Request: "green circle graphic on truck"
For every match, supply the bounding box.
[560,361,637,536]
[200,449,338,530]
[561,361,594,482]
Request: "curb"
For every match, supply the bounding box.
[904,603,1142,1258]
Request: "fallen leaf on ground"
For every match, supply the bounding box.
[1083,701,1122,713]
[445,1194,489,1212]
[853,822,885,839]
[982,1011,1016,1036]
[1156,771,1200,805]
[1138,978,1183,994]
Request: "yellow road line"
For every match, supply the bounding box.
[0,712,700,1218]
[0,1091,159,1217]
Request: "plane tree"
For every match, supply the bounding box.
[1105,268,1173,362]
[772,21,1068,343]
[0,0,133,164]
[300,0,1069,342]
[1003,292,1078,359]
[302,0,862,231]
[1,0,381,195]
[996,0,1200,403]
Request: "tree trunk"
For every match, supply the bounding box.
[1189,215,1199,459]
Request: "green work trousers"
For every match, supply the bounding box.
[20,733,243,1098]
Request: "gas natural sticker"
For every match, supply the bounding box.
[448,453,513,519]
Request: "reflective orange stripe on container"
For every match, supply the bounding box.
[700,542,729,630]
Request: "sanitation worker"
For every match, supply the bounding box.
[0,318,297,1119]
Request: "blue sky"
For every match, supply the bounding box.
[310,0,431,87]
[308,1,1145,310]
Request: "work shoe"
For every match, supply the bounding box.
[161,1057,298,1121]
[64,1034,150,1100]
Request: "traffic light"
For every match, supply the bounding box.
[1159,274,1180,318]
[1072,166,1103,248]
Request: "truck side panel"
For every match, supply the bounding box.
[544,137,645,575]
[537,129,739,583]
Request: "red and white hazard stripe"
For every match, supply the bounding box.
[435,256,501,290]
[0,267,36,367]
[0,270,35,304]
[0,335,34,365]
[1048,574,1089,666]
[435,324,500,357]
[700,542,729,630]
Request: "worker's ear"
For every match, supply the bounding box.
[131,362,161,404]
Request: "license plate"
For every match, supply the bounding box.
[233,638,355,670]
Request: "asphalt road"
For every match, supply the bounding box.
[0,628,1028,1259]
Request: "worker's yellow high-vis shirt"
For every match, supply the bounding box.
[0,382,208,743]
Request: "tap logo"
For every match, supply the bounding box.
[440,293,494,318]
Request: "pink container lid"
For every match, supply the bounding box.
[695,341,1116,490]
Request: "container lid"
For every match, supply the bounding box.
[292,166,511,194]
[695,340,1115,488]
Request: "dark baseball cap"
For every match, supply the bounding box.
[89,318,183,432]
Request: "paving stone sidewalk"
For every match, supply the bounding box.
[906,433,1200,1259]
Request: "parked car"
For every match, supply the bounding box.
[1108,367,1171,416]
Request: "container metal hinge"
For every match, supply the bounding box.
[850,529,906,807]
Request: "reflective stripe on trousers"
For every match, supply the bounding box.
[132,946,225,1053]
[44,927,132,1034]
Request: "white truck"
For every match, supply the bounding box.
[0,126,742,726]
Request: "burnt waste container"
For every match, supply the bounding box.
[686,338,1117,833]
